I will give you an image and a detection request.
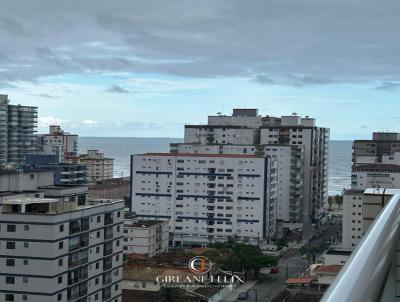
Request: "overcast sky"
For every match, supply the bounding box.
[0,0,399,139]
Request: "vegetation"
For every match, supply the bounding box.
[328,194,343,210]
[276,238,289,251]
[159,287,184,302]
[299,242,329,263]
[208,238,278,278]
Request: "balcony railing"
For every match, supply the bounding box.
[321,193,400,302]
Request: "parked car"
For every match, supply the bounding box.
[270,266,280,274]
[238,292,249,300]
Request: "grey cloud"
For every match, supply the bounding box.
[1,0,400,86]
[374,82,400,91]
[252,74,275,85]
[106,85,131,94]
[33,93,58,99]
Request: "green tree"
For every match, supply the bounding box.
[334,194,343,208]
[276,238,289,251]
[327,196,334,211]
[159,287,184,302]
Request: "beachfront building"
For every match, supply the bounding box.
[0,197,124,302]
[182,109,328,224]
[131,152,278,247]
[170,143,305,229]
[37,125,78,162]
[0,94,38,166]
[342,132,400,249]
[79,150,114,184]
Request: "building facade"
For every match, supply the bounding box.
[0,94,38,166]
[131,152,278,247]
[25,154,87,185]
[342,132,400,250]
[37,125,78,162]
[0,197,124,302]
[80,150,114,184]
[183,110,328,222]
[123,214,169,257]
[88,177,129,200]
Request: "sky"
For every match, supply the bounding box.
[0,0,399,140]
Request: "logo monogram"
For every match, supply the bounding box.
[188,256,212,274]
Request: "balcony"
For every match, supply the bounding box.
[321,193,400,302]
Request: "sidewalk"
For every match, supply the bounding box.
[221,280,259,302]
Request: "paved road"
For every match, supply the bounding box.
[235,218,342,302]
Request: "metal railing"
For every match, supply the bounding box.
[322,194,400,302]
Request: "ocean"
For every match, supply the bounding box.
[79,138,352,196]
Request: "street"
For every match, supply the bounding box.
[235,217,342,302]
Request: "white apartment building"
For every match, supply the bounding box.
[0,197,124,302]
[38,125,78,161]
[350,164,400,190]
[342,189,364,249]
[131,153,278,247]
[183,109,329,222]
[260,115,329,220]
[170,143,305,228]
[342,133,400,250]
[80,150,114,184]
[123,214,169,257]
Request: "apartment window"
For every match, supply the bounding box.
[97,216,101,223]
[57,294,62,301]
[58,258,63,266]
[24,225,29,231]
[6,259,15,266]
[6,242,15,249]
[58,276,63,284]
[23,260,28,265]
[59,224,64,232]
[23,277,28,283]
[5,294,14,301]
[97,231,101,238]
[59,241,64,249]
[5,276,15,284]
[23,242,29,248]
[7,225,16,232]
[95,277,99,285]
[22,295,27,301]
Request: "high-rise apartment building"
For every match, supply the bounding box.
[183,109,328,222]
[37,125,78,162]
[0,197,124,302]
[131,153,278,247]
[0,94,38,166]
[80,150,114,184]
[342,132,400,249]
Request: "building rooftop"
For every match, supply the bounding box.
[286,277,314,285]
[314,265,343,274]
[141,152,260,158]
[343,189,365,195]
[126,220,166,228]
[1,197,122,215]
[326,249,352,256]
[353,163,400,170]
